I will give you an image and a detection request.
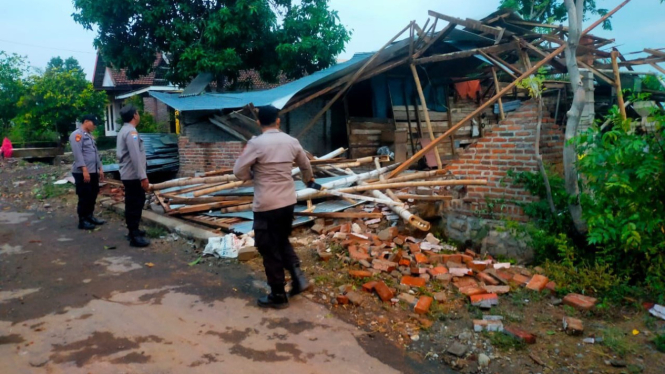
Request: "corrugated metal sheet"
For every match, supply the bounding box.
[205,199,365,234]
[103,133,179,174]
[149,29,496,113]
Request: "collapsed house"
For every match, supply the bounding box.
[150,7,665,260]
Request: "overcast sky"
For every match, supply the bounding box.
[0,0,662,81]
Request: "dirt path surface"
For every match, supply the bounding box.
[0,193,441,373]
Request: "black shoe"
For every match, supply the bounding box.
[257,293,289,309]
[78,219,96,230]
[129,230,151,247]
[87,215,106,225]
[288,265,313,297]
[125,229,146,240]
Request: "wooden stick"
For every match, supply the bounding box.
[334,179,487,194]
[479,51,519,80]
[192,180,249,197]
[376,169,448,184]
[388,44,567,178]
[414,41,519,65]
[171,201,250,215]
[202,168,234,177]
[394,194,452,201]
[488,53,523,75]
[582,0,632,36]
[410,64,443,169]
[296,23,412,139]
[294,212,383,219]
[649,62,665,76]
[445,90,455,156]
[645,48,665,59]
[491,67,505,120]
[611,50,627,121]
[166,196,252,205]
[172,182,226,195]
[413,22,457,59]
[577,59,616,87]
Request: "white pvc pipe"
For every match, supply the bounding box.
[296,164,399,200]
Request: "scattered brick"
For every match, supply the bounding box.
[336,295,349,305]
[459,286,487,297]
[415,296,433,315]
[400,276,427,288]
[493,262,511,269]
[443,254,463,263]
[473,319,504,332]
[427,266,448,277]
[454,276,479,288]
[424,233,440,245]
[333,232,348,240]
[449,268,472,277]
[433,291,447,303]
[447,261,467,269]
[503,326,536,344]
[408,243,421,254]
[420,273,431,282]
[374,281,394,302]
[484,286,511,294]
[476,272,500,286]
[470,293,499,308]
[348,270,373,278]
[428,254,444,264]
[339,223,351,233]
[467,261,488,272]
[398,258,411,267]
[362,281,377,292]
[460,254,474,263]
[394,236,406,245]
[563,293,598,311]
[398,293,417,306]
[510,273,530,286]
[493,270,513,282]
[526,274,549,292]
[377,227,399,241]
[345,291,365,306]
[414,253,429,264]
[348,245,371,261]
[411,267,427,275]
[563,316,584,335]
[372,259,397,273]
[465,249,478,258]
[545,281,557,294]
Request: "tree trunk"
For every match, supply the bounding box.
[563,0,588,233]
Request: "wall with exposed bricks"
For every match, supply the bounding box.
[441,100,564,261]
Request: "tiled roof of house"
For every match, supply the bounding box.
[109,53,167,86]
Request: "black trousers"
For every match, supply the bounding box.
[73,172,99,219]
[122,179,146,231]
[253,204,300,287]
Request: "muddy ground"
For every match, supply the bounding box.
[1,160,664,374]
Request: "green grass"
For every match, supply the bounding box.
[601,327,638,358]
[654,334,665,353]
[145,226,168,239]
[484,332,526,351]
[33,183,73,200]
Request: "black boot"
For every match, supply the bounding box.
[78,218,95,230]
[258,283,289,309]
[288,264,312,297]
[128,230,151,247]
[125,228,146,240]
[87,215,106,225]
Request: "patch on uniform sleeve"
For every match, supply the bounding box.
[130,131,138,140]
[75,134,82,142]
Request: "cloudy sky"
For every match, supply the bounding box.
[0,0,662,81]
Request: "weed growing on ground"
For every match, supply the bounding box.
[600,327,638,358]
[484,332,526,351]
[33,183,72,200]
[654,334,665,353]
[145,226,167,239]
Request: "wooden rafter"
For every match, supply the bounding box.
[414,41,519,65]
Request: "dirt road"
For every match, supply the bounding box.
[0,199,441,373]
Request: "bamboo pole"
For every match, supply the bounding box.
[375,157,401,203]
[293,212,384,219]
[394,194,452,201]
[410,63,443,168]
[611,50,627,121]
[166,196,252,205]
[296,164,399,200]
[171,201,250,215]
[291,147,346,176]
[202,168,233,177]
[491,67,505,120]
[192,180,249,197]
[334,179,486,194]
[374,169,447,184]
[388,44,567,178]
[296,23,412,139]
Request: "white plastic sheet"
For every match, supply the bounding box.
[203,234,255,259]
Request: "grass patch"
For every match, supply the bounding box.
[33,183,72,200]
[484,332,526,351]
[314,275,330,285]
[654,334,665,353]
[600,327,638,358]
[145,226,168,239]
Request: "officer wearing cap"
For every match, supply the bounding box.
[69,115,106,230]
[117,105,150,247]
[233,105,315,309]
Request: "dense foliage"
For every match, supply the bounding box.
[0,52,29,132]
[72,0,351,87]
[0,55,106,143]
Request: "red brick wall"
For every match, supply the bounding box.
[178,136,245,177]
[445,100,563,222]
[143,97,171,126]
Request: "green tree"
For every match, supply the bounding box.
[14,58,107,143]
[46,56,84,74]
[72,0,351,88]
[499,0,612,30]
[0,52,29,134]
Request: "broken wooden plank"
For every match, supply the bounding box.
[428,11,512,37]
[410,64,442,169]
[293,211,384,219]
[414,41,519,65]
[611,50,627,121]
[394,194,452,201]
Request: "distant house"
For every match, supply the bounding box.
[92,52,180,136]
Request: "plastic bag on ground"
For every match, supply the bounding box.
[203,234,255,259]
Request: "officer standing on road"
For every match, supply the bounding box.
[70,115,106,230]
[233,105,314,309]
[117,105,150,247]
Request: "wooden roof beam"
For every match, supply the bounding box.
[428,10,514,38]
[414,40,519,65]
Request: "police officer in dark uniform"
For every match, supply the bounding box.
[69,115,106,230]
[116,105,150,247]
